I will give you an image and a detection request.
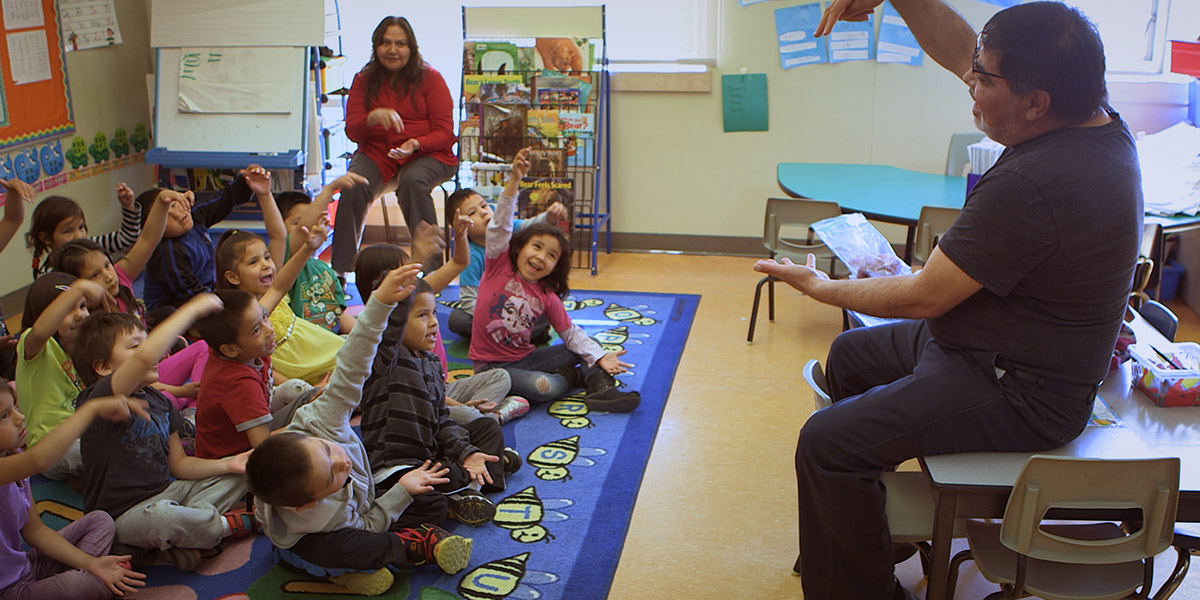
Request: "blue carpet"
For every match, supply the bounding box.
[33,287,699,600]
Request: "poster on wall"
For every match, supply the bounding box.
[774,2,828,69]
[0,122,151,204]
[0,0,74,151]
[877,2,923,66]
[827,15,874,63]
[60,0,123,52]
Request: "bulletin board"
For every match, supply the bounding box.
[0,0,74,150]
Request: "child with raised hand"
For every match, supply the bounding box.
[213,167,344,385]
[469,148,641,412]
[246,264,473,596]
[273,173,369,334]
[359,276,517,528]
[139,166,255,312]
[26,182,142,278]
[0,384,148,599]
[191,289,316,459]
[69,295,258,572]
[0,179,36,381]
[16,275,112,480]
[444,186,566,340]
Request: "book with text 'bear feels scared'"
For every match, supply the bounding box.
[518,176,575,236]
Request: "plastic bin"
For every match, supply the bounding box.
[1129,342,1200,407]
[1159,259,1183,301]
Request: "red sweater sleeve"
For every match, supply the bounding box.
[411,68,457,155]
[344,71,372,144]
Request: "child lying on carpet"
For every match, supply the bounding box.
[70,297,259,572]
[245,265,473,596]
[0,382,147,599]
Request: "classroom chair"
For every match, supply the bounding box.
[911,206,962,266]
[747,198,843,344]
[1138,299,1179,342]
[1131,223,1165,309]
[946,132,986,177]
[1153,523,1200,600]
[947,455,1180,600]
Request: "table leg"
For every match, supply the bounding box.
[926,490,958,600]
[904,224,916,265]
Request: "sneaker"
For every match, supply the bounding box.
[447,489,496,526]
[395,524,474,574]
[330,568,395,596]
[158,547,201,572]
[583,371,641,413]
[222,508,261,539]
[501,447,522,477]
[494,396,530,424]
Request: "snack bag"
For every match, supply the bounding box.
[811,213,911,279]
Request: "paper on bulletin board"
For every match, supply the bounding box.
[60,0,122,52]
[722,73,768,133]
[828,15,874,63]
[6,29,50,83]
[1,0,43,29]
[775,2,827,69]
[739,0,777,5]
[877,2,923,66]
[177,47,295,114]
[0,61,8,126]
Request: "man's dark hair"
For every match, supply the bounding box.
[247,432,317,507]
[194,289,258,351]
[981,2,1107,124]
[275,190,313,222]
[70,312,145,386]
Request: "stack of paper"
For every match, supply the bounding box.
[966,137,1005,175]
[1137,121,1200,216]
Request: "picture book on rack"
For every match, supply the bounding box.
[464,74,530,105]
[534,37,594,81]
[471,41,531,74]
[526,109,560,142]
[518,176,575,235]
[459,115,480,162]
[534,74,592,109]
[528,148,566,177]
[481,104,527,163]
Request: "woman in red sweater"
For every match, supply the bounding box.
[331,16,457,274]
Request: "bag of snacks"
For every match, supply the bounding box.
[811,213,911,279]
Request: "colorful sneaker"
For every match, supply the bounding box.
[583,371,641,413]
[395,524,474,574]
[502,447,523,477]
[447,489,496,526]
[494,396,530,424]
[222,508,262,539]
[330,568,395,596]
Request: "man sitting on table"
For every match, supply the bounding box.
[754,2,1142,599]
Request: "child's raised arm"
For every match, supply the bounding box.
[424,209,471,292]
[245,166,288,265]
[115,186,178,281]
[258,225,320,314]
[109,294,223,397]
[486,148,531,259]
[23,279,109,361]
[0,179,33,253]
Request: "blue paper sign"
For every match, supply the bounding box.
[877,2,924,66]
[774,3,827,69]
[828,14,874,63]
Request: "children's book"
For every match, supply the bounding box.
[534,38,595,81]
[534,74,592,109]
[481,104,527,163]
[528,148,566,178]
[459,115,480,162]
[526,109,560,142]
[464,74,530,105]
[558,111,593,138]
[473,41,522,74]
[518,176,575,235]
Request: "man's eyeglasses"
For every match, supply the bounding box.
[972,35,1004,79]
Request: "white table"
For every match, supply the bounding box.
[920,311,1200,600]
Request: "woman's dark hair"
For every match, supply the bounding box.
[508,223,572,299]
[48,239,141,322]
[980,2,1107,125]
[215,230,268,290]
[353,243,410,301]
[361,16,426,111]
[22,271,77,332]
[27,196,86,275]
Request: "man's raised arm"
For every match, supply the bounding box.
[816,0,975,78]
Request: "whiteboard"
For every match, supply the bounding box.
[149,46,308,166]
[150,0,323,48]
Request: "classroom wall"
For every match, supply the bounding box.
[0,0,155,300]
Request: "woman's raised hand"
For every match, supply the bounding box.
[367,108,404,133]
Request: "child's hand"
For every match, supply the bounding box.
[387,139,420,160]
[373,263,423,304]
[87,554,146,597]
[0,335,17,353]
[463,452,499,487]
[244,165,271,197]
[115,182,135,209]
[510,147,532,180]
[158,189,194,208]
[409,221,446,267]
[463,397,499,413]
[71,278,109,306]
[330,172,369,193]
[309,217,330,250]
[598,350,632,375]
[175,381,201,399]
[1,178,35,211]
[227,449,252,474]
[398,460,451,495]
[180,292,224,321]
[86,395,151,423]
[545,201,568,225]
[451,209,471,240]
[367,108,404,132]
